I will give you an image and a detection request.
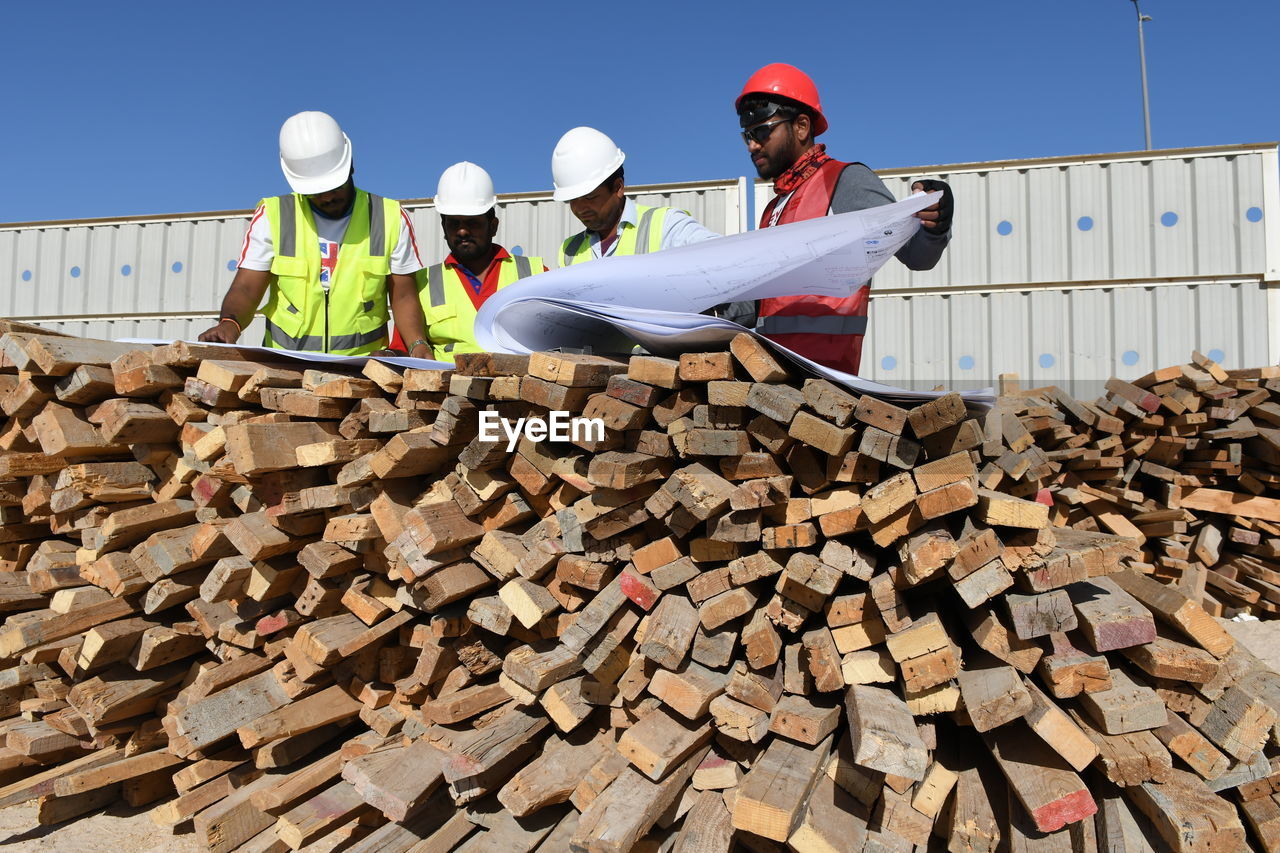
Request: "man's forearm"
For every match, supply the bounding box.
[895,227,950,271]
[220,270,272,325]
[388,274,427,349]
[219,289,257,326]
[199,269,270,343]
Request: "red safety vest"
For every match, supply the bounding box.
[758,158,869,375]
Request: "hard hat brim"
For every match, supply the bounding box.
[280,134,353,195]
[552,149,626,202]
[435,198,497,217]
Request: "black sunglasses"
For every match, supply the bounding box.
[741,117,792,145]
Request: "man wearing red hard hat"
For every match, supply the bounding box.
[736,63,953,375]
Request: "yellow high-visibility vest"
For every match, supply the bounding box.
[420,253,543,361]
[558,204,671,267]
[260,189,402,356]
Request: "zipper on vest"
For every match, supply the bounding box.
[323,289,330,352]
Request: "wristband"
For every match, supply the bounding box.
[218,316,242,333]
[409,339,430,352]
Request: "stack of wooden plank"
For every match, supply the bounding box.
[0,327,1276,852]
[992,354,1280,622]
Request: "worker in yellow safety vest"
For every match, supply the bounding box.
[389,162,546,361]
[551,126,755,327]
[198,111,429,358]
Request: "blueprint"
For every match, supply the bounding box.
[471,192,994,407]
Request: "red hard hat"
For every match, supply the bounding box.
[736,63,828,137]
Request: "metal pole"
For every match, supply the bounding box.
[1132,0,1153,150]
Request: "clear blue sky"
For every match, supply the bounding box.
[6,0,1277,223]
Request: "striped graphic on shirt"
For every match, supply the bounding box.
[401,209,422,267]
[238,204,266,267]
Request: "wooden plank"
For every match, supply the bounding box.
[497,732,611,817]
[732,733,833,842]
[441,706,548,803]
[1022,678,1098,772]
[638,595,699,670]
[1078,669,1167,735]
[844,684,927,781]
[1152,713,1231,781]
[52,748,182,796]
[947,763,1004,853]
[1070,708,1173,786]
[174,669,291,754]
[1108,570,1235,657]
[194,771,283,853]
[341,739,447,821]
[957,662,1031,732]
[1067,576,1157,652]
[1125,768,1246,852]
[1094,790,1159,853]
[1181,487,1280,522]
[673,787,737,853]
[274,779,370,850]
[985,722,1097,833]
[617,706,713,782]
[571,745,707,853]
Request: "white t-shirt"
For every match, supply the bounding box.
[237,200,423,287]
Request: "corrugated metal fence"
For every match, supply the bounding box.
[0,179,748,346]
[3,144,1277,393]
[755,143,1280,393]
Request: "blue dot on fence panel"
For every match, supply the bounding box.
[1208,348,1225,363]
[1161,211,1179,227]
[881,355,897,371]
[1039,353,1055,369]
[70,266,81,278]
[1122,350,1139,366]
[121,265,132,276]
[1247,206,1263,223]
[1077,216,1094,232]
[996,220,1013,236]
[171,261,183,273]
[226,259,237,271]
[511,245,524,256]
[958,355,975,370]
[21,270,31,282]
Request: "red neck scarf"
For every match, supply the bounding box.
[774,143,831,195]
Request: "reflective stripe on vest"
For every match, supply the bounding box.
[263,318,324,352]
[260,189,396,356]
[368,195,386,257]
[427,264,447,308]
[560,204,669,266]
[758,313,868,337]
[277,195,296,257]
[633,206,659,254]
[420,253,544,361]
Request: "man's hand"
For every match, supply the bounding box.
[910,179,954,233]
[198,318,240,343]
[409,342,431,360]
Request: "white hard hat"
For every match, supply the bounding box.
[551,127,626,202]
[435,161,497,217]
[278,111,353,195]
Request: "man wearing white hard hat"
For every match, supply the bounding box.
[551,126,754,326]
[199,111,430,358]
[388,162,546,361]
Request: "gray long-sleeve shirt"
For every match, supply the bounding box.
[829,162,950,270]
